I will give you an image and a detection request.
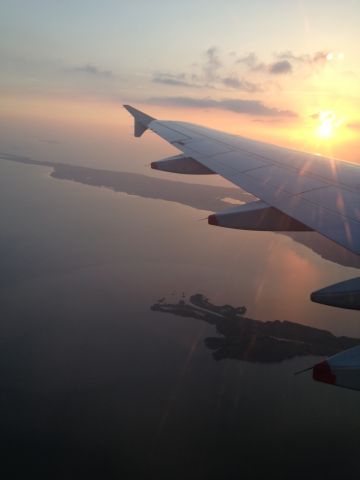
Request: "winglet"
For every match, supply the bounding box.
[123,105,155,137]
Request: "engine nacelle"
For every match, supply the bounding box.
[311,277,360,310]
[208,200,312,231]
[151,154,214,175]
[313,345,360,390]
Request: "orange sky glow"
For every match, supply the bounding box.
[1,1,359,165]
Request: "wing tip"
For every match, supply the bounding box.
[123,105,156,138]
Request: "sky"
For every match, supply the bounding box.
[1,0,360,162]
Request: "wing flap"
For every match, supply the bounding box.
[300,187,360,223]
[182,139,236,156]
[208,200,312,231]
[245,165,326,194]
[196,150,268,172]
[151,154,214,174]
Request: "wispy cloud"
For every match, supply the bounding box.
[347,122,360,130]
[236,50,330,75]
[222,76,262,92]
[152,47,262,93]
[148,96,297,118]
[236,53,265,71]
[152,73,199,88]
[236,53,293,75]
[153,72,261,93]
[157,47,338,95]
[203,46,222,81]
[276,50,329,66]
[65,64,114,78]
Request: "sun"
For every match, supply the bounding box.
[318,116,333,138]
[316,111,341,139]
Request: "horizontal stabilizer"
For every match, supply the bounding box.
[311,277,360,310]
[313,346,360,390]
[151,154,214,174]
[208,200,312,231]
[123,104,155,137]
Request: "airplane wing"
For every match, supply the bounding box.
[124,105,360,256]
[124,105,360,310]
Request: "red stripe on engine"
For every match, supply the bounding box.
[208,214,219,226]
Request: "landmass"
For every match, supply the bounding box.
[0,152,251,212]
[152,293,360,363]
[1,152,359,268]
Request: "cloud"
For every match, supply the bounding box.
[236,53,265,71]
[276,50,329,66]
[347,122,360,130]
[236,53,292,75]
[66,64,114,78]
[203,46,222,81]
[222,76,262,92]
[268,60,292,75]
[152,63,262,93]
[150,46,331,98]
[307,51,329,65]
[236,50,330,76]
[152,73,198,88]
[148,96,297,118]
[152,47,262,93]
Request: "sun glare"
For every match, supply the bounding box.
[316,111,342,139]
